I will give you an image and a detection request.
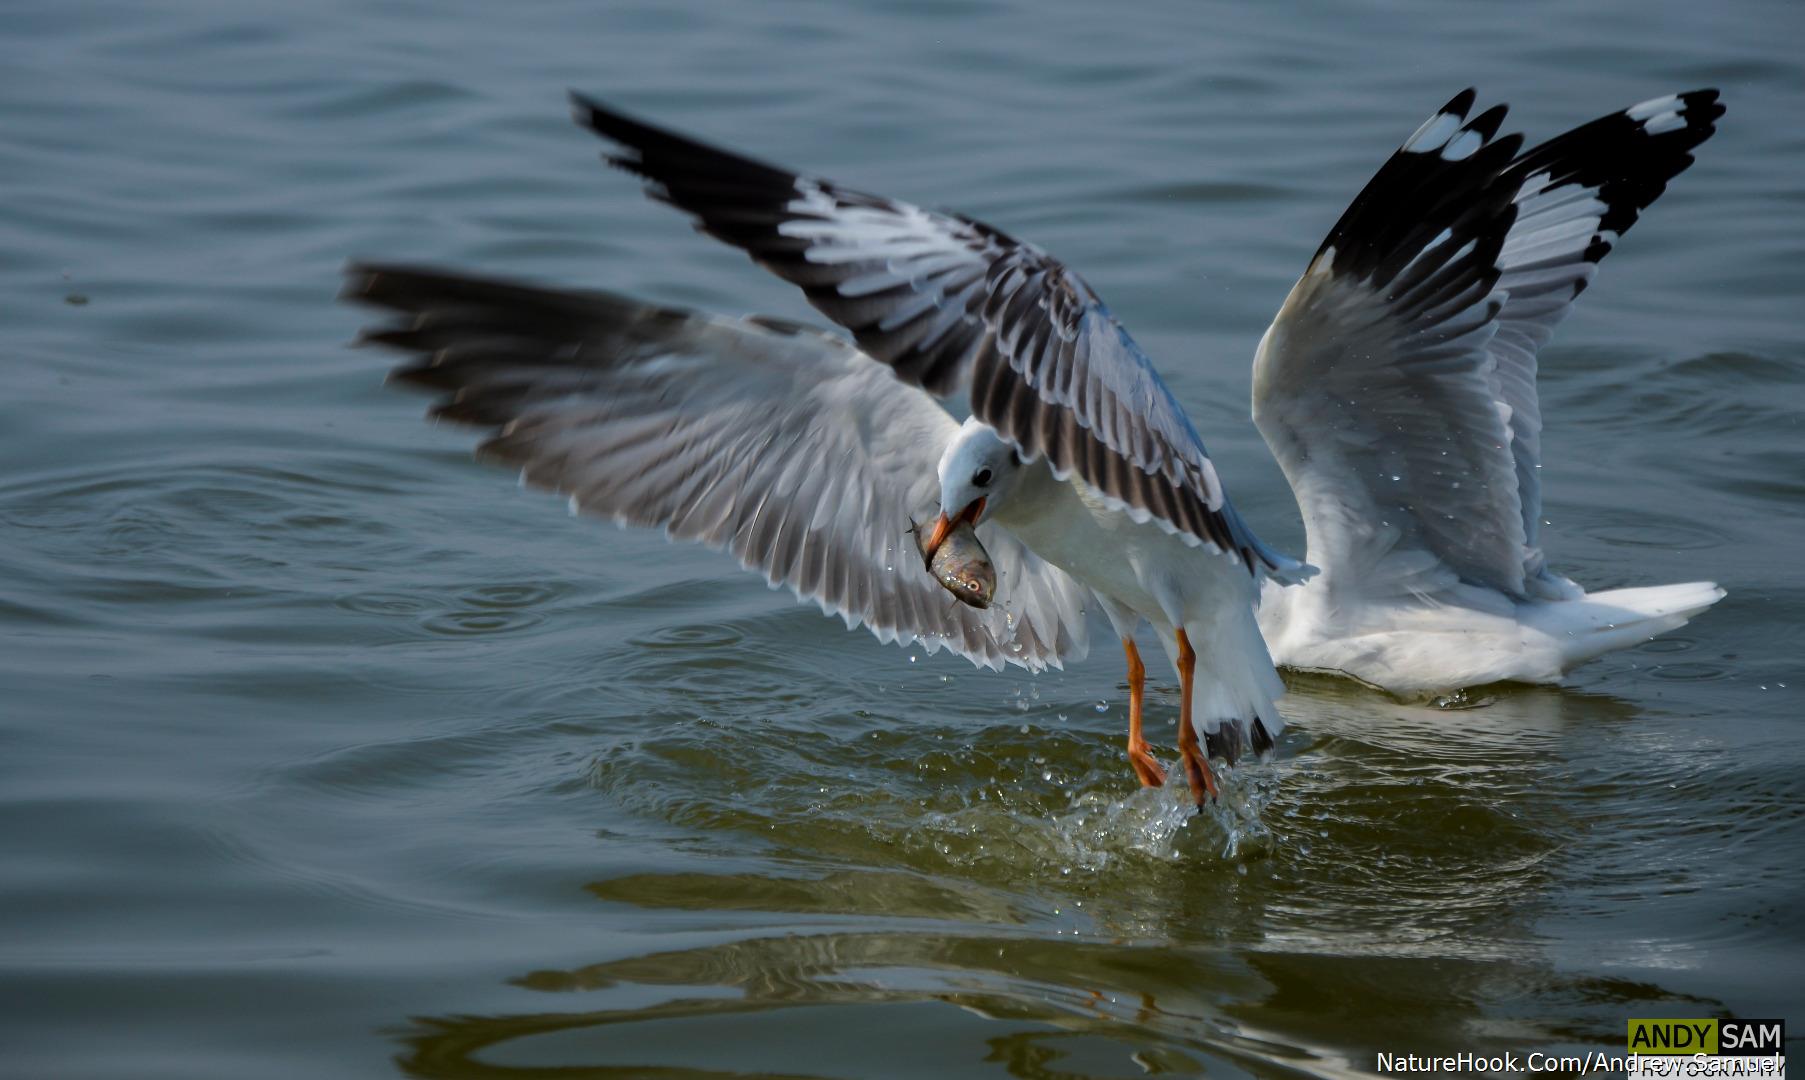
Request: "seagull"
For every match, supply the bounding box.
[1248,89,1728,696]
[564,94,1320,803]
[347,259,1297,802]
[350,95,1318,809]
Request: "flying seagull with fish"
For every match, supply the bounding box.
[1249,88,1726,694]
[344,259,1291,804]
[561,91,1322,802]
[348,97,1319,809]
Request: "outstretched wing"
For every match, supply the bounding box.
[1253,89,1721,600]
[1490,90,1722,563]
[569,94,1305,581]
[345,263,1099,671]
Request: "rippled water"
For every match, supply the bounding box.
[4,1,1803,1076]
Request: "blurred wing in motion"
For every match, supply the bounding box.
[570,94,1306,582]
[1253,89,1722,601]
[345,263,1099,671]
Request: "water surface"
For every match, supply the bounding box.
[3,1,1803,1076]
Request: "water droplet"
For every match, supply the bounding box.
[1094,700,1108,713]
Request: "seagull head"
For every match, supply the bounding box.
[925,419,1025,557]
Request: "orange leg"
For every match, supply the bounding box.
[1123,638,1165,787]
[1174,628,1219,806]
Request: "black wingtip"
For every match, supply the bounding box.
[1315,90,1523,290]
[1467,103,1510,143]
[339,260,376,303]
[569,90,654,166]
[340,261,437,310]
[1444,87,1479,118]
[1499,87,1726,253]
[567,90,615,137]
[566,90,798,190]
[1679,87,1726,122]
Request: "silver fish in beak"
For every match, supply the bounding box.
[912,513,997,610]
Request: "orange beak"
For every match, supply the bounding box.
[923,497,987,563]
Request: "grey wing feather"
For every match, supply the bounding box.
[569,94,1305,582]
[1490,89,1722,572]
[345,262,1097,671]
[1254,88,1721,600]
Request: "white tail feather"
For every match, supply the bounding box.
[1522,581,1726,669]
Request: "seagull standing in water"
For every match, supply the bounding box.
[1249,89,1727,694]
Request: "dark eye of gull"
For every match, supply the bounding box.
[972,467,993,487]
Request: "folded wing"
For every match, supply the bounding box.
[570,95,1305,581]
[1254,89,1721,600]
[345,263,1097,671]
